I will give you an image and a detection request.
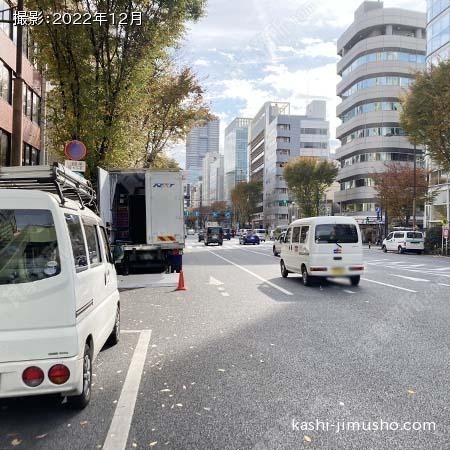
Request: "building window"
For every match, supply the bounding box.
[341,101,401,123]
[22,86,41,125]
[0,129,11,166]
[341,76,414,98]
[277,124,291,131]
[277,136,290,143]
[0,0,13,39]
[0,60,12,103]
[22,143,40,166]
[341,126,405,144]
[300,128,328,135]
[301,142,328,149]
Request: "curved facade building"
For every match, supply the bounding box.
[427,0,450,65]
[335,1,426,235]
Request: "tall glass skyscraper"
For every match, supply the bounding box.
[224,118,251,204]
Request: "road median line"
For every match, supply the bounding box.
[361,278,417,293]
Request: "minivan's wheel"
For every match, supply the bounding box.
[397,246,404,254]
[67,344,92,409]
[416,250,422,255]
[350,275,360,286]
[301,265,311,286]
[280,260,289,278]
[382,245,387,253]
[108,304,120,346]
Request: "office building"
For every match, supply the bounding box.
[1,3,43,166]
[248,101,330,229]
[335,1,426,238]
[185,118,220,186]
[224,118,251,204]
[424,0,450,227]
[202,152,224,206]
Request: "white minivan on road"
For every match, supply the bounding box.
[280,216,364,286]
[0,165,120,408]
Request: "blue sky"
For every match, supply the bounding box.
[168,0,427,167]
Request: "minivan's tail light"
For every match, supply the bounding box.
[22,366,44,387]
[310,267,327,272]
[48,365,70,385]
[349,266,364,271]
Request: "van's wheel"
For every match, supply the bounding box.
[350,275,360,286]
[67,344,92,409]
[382,245,387,253]
[397,246,404,254]
[108,305,120,346]
[416,250,422,255]
[301,265,311,287]
[280,260,289,278]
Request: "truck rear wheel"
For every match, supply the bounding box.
[67,344,92,409]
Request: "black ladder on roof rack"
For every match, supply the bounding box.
[0,163,97,211]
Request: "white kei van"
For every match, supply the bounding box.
[280,216,364,286]
[0,165,120,409]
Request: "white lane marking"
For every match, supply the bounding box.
[221,292,230,297]
[237,248,275,258]
[121,330,148,334]
[361,278,417,293]
[208,276,224,286]
[218,287,225,291]
[408,264,426,267]
[103,330,152,450]
[434,267,450,271]
[343,290,356,294]
[208,251,293,296]
[391,274,430,282]
[439,283,450,287]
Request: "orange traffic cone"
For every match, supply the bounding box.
[175,270,187,291]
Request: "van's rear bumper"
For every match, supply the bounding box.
[0,355,83,399]
[309,266,365,277]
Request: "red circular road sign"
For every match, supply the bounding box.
[65,140,87,161]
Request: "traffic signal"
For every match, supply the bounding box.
[282,200,287,205]
[365,217,370,224]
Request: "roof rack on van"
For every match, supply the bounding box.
[0,163,97,211]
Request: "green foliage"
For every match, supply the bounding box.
[283,157,338,218]
[425,226,442,253]
[401,60,450,170]
[27,0,207,176]
[230,181,263,227]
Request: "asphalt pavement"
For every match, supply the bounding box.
[1,236,450,450]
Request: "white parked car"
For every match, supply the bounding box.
[0,167,120,409]
[254,228,267,242]
[280,216,364,286]
[187,228,195,235]
[382,230,424,254]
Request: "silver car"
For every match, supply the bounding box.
[272,231,286,256]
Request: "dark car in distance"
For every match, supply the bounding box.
[239,231,260,245]
[198,230,205,242]
[223,228,231,240]
[205,226,224,246]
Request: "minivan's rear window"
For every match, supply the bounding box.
[208,227,222,234]
[406,232,423,239]
[315,224,359,244]
[0,209,60,284]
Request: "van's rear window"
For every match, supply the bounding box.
[407,232,423,239]
[315,224,359,244]
[0,209,60,284]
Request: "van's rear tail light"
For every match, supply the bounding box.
[48,365,70,385]
[349,266,364,271]
[22,366,44,387]
[310,267,327,272]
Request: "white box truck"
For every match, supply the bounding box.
[98,168,185,274]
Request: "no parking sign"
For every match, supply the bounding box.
[65,140,87,161]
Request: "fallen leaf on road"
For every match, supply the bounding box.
[339,402,345,406]
[132,443,137,448]
[35,434,48,439]
[149,442,158,447]
[183,385,187,390]
[11,439,22,446]
[176,403,183,407]
[407,389,416,395]
[260,360,265,363]
[191,382,196,385]
[160,389,171,392]
[80,421,88,426]
[116,370,122,374]
[203,407,211,411]
[304,435,312,442]
[218,369,226,372]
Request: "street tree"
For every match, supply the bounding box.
[401,59,450,170]
[230,181,263,227]
[371,163,430,227]
[283,157,338,217]
[27,0,207,175]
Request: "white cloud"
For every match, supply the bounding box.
[194,58,210,67]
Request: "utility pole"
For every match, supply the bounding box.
[412,143,417,229]
[11,0,24,166]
